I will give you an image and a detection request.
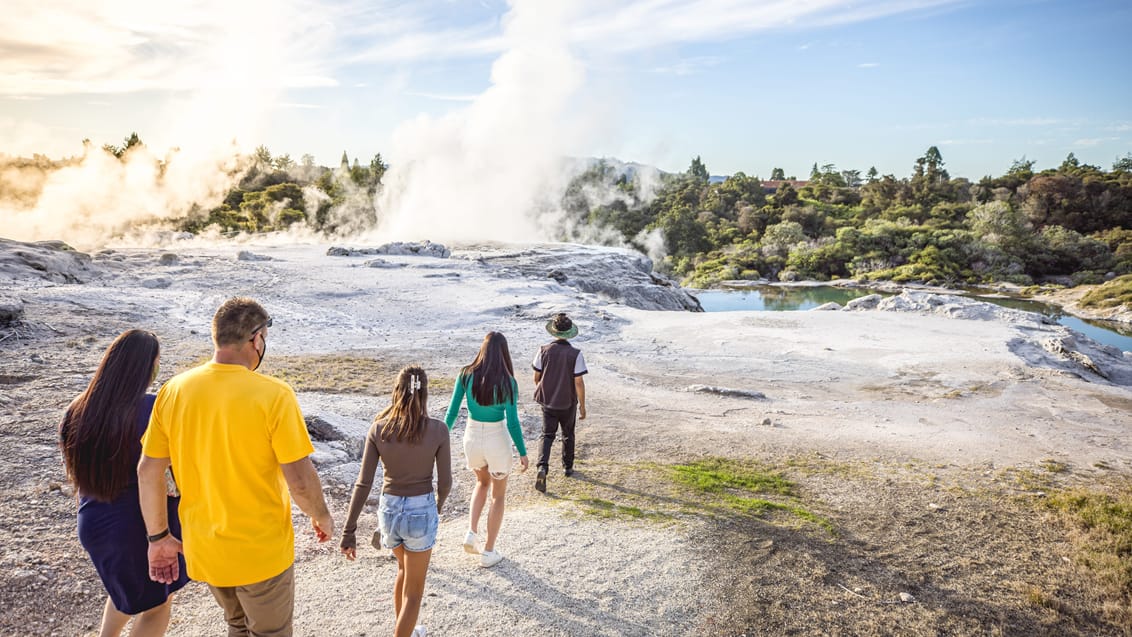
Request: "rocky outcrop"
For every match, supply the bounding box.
[848,290,1052,326]
[0,296,24,325]
[328,241,451,259]
[854,291,1131,386]
[471,244,703,312]
[0,238,94,283]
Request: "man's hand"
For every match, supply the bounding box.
[312,513,334,543]
[281,457,334,543]
[578,405,587,421]
[147,535,183,584]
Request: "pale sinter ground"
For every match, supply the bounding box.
[1,239,1130,636]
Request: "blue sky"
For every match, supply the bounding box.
[1,0,1129,181]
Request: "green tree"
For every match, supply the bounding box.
[370,153,388,185]
[1008,157,1035,180]
[1059,152,1080,173]
[969,200,1032,258]
[1114,153,1132,173]
[773,182,799,207]
[102,132,143,159]
[254,145,273,167]
[273,154,295,171]
[770,167,785,181]
[761,220,805,257]
[655,202,710,261]
[688,156,710,184]
[910,146,952,205]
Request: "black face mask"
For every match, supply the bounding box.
[252,333,267,372]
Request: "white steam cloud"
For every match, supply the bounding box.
[3,144,246,250]
[366,1,590,245]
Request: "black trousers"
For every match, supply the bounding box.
[537,405,577,472]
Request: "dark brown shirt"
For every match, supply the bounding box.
[341,417,452,545]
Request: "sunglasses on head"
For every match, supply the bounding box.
[249,316,273,341]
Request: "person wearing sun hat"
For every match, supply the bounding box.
[531,313,588,493]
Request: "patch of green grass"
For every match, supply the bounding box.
[1079,274,1132,309]
[670,458,794,496]
[1046,485,1132,607]
[668,458,832,533]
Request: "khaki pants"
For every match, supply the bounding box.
[208,565,294,637]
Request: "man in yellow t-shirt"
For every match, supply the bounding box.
[139,297,334,637]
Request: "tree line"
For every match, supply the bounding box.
[561,148,1132,288]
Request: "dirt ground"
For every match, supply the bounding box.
[1,243,1130,636]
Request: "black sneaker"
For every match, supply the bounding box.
[564,468,574,477]
[535,467,547,493]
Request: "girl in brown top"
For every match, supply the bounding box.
[341,366,452,637]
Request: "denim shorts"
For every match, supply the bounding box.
[377,492,439,552]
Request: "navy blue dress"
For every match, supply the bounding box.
[75,393,189,614]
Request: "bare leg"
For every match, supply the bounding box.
[128,595,174,637]
[98,597,131,637]
[393,547,432,637]
[483,475,509,553]
[468,466,491,534]
[392,545,406,619]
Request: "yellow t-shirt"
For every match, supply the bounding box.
[142,361,314,587]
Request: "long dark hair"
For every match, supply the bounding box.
[462,331,515,406]
[59,329,160,502]
[376,366,429,444]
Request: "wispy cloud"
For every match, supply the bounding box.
[857,62,880,68]
[0,0,339,96]
[939,138,993,145]
[1073,137,1118,147]
[651,56,724,76]
[967,117,1062,127]
[406,91,479,102]
[0,0,966,97]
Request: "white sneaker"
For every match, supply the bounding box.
[411,626,427,637]
[462,530,479,554]
[480,549,503,568]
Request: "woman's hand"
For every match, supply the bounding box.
[340,534,357,561]
[518,455,529,473]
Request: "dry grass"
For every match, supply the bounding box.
[1046,482,1132,629]
[1079,274,1132,309]
[256,354,456,395]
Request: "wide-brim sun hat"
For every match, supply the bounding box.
[546,315,578,339]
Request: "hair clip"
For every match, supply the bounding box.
[409,374,421,395]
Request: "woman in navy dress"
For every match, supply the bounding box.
[60,329,188,637]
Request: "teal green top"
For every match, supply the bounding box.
[444,373,526,457]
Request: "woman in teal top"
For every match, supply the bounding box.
[445,331,529,568]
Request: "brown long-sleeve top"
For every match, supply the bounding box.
[341,417,452,550]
